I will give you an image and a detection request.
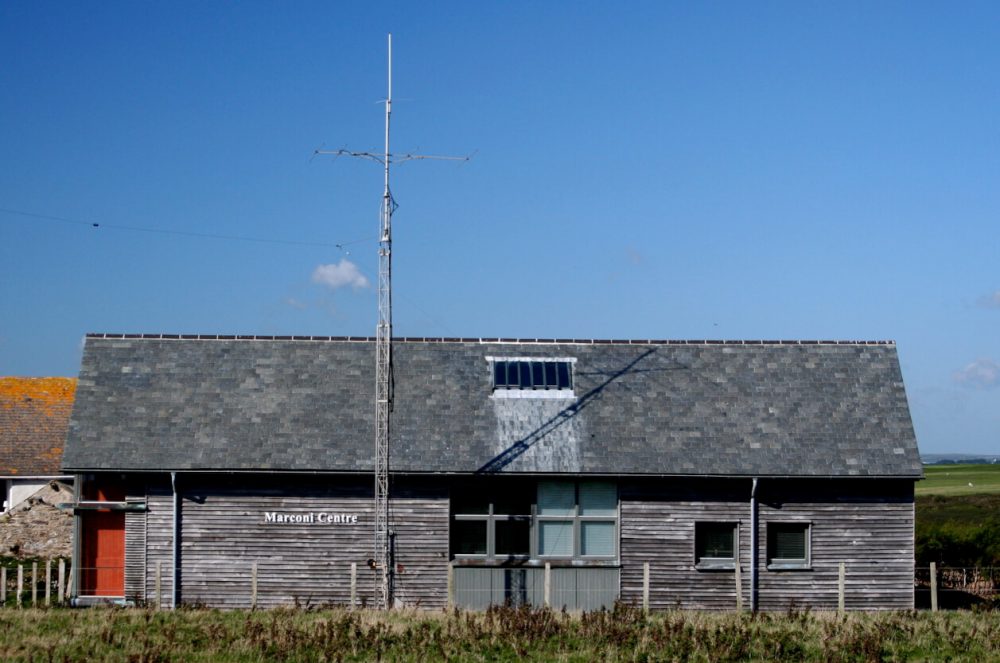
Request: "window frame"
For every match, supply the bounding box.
[694,521,739,571]
[450,480,618,564]
[487,356,576,397]
[536,480,618,561]
[766,521,812,570]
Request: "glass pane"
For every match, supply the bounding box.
[697,523,735,560]
[770,524,807,561]
[518,362,532,388]
[495,519,530,556]
[538,481,575,516]
[451,520,487,555]
[539,520,573,556]
[493,493,531,516]
[452,488,490,515]
[544,362,557,388]
[581,521,615,556]
[557,362,571,389]
[532,362,544,389]
[579,481,617,516]
[494,362,507,388]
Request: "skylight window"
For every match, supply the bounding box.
[492,359,573,391]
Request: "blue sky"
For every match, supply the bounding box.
[1,2,997,455]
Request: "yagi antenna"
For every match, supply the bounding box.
[314,33,469,611]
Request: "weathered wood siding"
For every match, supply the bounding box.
[124,495,146,602]
[756,481,914,611]
[621,479,914,611]
[130,475,447,609]
[621,480,751,610]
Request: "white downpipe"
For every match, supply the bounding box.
[750,477,759,612]
[171,471,178,610]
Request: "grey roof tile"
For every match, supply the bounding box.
[63,337,922,477]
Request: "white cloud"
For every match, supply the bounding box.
[311,260,370,291]
[976,290,1000,309]
[953,358,1000,389]
[283,297,308,310]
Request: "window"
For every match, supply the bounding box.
[537,480,617,558]
[450,480,618,561]
[767,522,810,569]
[695,522,738,569]
[492,359,573,391]
[451,487,531,560]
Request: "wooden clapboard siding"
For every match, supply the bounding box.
[620,479,751,611]
[130,475,448,609]
[124,493,146,602]
[620,478,914,611]
[144,488,173,608]
[756,483,914,611]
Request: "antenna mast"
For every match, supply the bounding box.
[316,34,468,610]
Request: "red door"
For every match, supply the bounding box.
[80,483,125,597]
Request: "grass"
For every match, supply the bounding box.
[0,603,998,662]
[917,464,1000,496]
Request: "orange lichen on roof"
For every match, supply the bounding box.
[0,377,77,476]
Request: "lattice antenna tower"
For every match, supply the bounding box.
[316,34,468,610]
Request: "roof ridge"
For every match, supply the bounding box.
[84,333,896,346]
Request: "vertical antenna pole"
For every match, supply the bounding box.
[374,32,393,610]
[314,32,469,610]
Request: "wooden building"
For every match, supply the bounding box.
[62,334,922,610]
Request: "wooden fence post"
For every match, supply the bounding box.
[155,561,162,610]
[445,564,452,610]
[838,562,845,614]
[250,562,258,610]
[735,564,743,612]
[45,560,52,606]
[63,561,71,602]
[31,561,38,606]
[543,562,551,608]
[58,560,65,604]
[350,562,357,609]
[642,562,650,613]
[930,562,938,612]
[1,567,6,607]
[17,565,23,608]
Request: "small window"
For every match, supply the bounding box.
[491,359,574,392]
[767,522,810,569]
[695,522,737,569]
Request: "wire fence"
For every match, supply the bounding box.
[915,566,999,610]
[0,558,71,607]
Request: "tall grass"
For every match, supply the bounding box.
[0,603,998,662]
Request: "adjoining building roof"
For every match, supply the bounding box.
[63,336,922,478]
[1,377,76,477]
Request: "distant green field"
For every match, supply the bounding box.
[917,463,1000,496]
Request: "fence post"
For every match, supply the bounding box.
[444,563,452,610]
[17,565,23,608]
[735,564,743,612]
[58,560,65,604]
[642,562,650,613]
[45,560,52,606]
[155,561,162,610]
[930,562,938,612]
[838,562,845,614]
[544,562,551,608]
[32,561,38,606]
[63,561,71,602]
[1,567,6,607]
[350,562,357,609]
[250,562,258,610]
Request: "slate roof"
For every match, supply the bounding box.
[63,335,922,478]
[1,377,76,476]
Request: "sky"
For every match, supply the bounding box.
[1,2,997,456]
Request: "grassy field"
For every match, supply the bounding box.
[917,463,1000,496]
[0,604,998,662]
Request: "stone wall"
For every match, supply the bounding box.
[0,481,73,558]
